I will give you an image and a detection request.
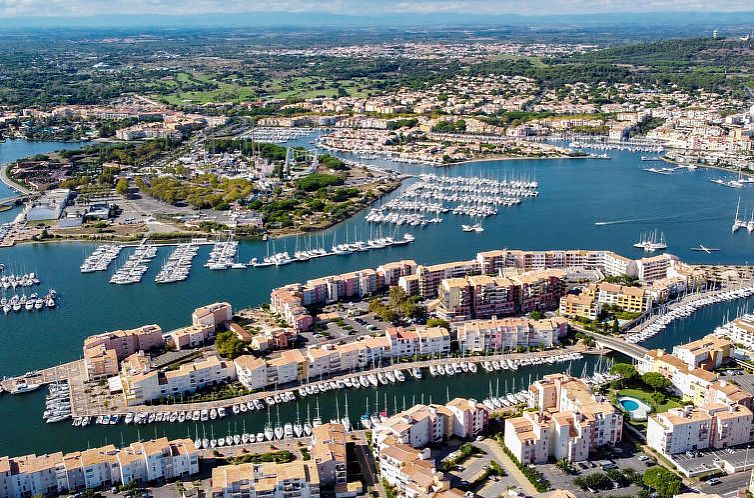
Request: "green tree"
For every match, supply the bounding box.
[611,318,619,334]
[115,177,129,196]
[528,310,545,320]
[642,467,682,498]
[427,318,450,330]
[642,372,671,391]
[610,363,638,386]
[215,330,246,359]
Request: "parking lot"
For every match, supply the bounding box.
[434,440,526,498]
[537,441,651,496]
[670,445,754,477]
[300,302,388,346]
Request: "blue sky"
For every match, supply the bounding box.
[0,0,750,18]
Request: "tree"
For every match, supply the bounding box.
[215,330,246,359]
[642,372,671,391]
[610,363,638,386]
[574,472,611,490]
[528,310,545,320]
[427,318,450,330]
[643,467,682,498]
[115,177,129,196]
[611,318,619,334]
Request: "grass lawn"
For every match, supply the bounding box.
[615,387,683,413]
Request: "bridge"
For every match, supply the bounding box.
[0,194,25,205]
[575,327,649,361]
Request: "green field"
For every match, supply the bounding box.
[153,71,379,106]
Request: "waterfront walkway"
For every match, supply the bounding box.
[0,359,85,393]
[0,163,31,194]
[66,346,590,419]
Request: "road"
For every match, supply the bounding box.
[0,163,31,194]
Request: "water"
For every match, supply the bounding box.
[2,356,602,455]
[1,135,753,455]
[0,140,88,223]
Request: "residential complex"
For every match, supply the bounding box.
[0,438,198,498]
[455,316,568,352]
[120,354,236,406]
[373,398,487,498]
[647,404,753,456]
[83,324,165,380]
[271,249,694,331]
[503,374,623,464]
[211,461,321,498]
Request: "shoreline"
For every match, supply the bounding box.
[450,153,587,166]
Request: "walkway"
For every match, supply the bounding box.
[63,345,589,418]
[476,438,538,497]
[0,163,31,194]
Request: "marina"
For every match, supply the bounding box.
[625,282,754,343]
[6,138,754,455]
[155,242,200,283]
[365,173,538,227]
[109,244,158,284]
[80,244,123,273]
[205,239,241,270]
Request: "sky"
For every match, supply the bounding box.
[0,0,751,18]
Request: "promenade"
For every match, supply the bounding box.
[56,345,589,419]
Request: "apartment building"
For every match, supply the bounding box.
[639,347,753,410]
[192,302,232,332]
[672,335,732,371]
[715,314,754,350]
[647,404,753,456]
[377,260,418,287]
[445,398,488,439]
[508,269,566,314]
[169,323,215,350]
[435,278,473,321]
[373,398,489,449]
[309,423,347,488]
[416,260,480,298]
[0,439,198,498]
[211,461,321,498]
[234,355,268,391]
[376,438,460,498]
[121,354,236,406]
[455,316,568,352]
[587,282,648,314]
[83,324,164,380]
[385,327,451,358]
[558,293,600,320]
[504,374,622,464]
[636,254,680,283]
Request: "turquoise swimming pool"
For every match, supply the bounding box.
[620,399,640,411]
[617,396,651,420]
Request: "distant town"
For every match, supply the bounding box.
[3,12,754,498]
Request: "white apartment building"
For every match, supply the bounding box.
[647,404,752,456]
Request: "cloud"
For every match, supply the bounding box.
[0,0,751,18]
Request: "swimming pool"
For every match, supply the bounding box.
[617,396,651,420]
[620,399,640,411]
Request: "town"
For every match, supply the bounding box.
[3,245,754,497]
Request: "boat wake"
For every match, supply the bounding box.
[596,214,727,226]
[595,218,653,226]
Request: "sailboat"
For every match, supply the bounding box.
[341,394,352,431]
[294,405,304,437]
[361,398,372,429]
[304,405,313,436]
